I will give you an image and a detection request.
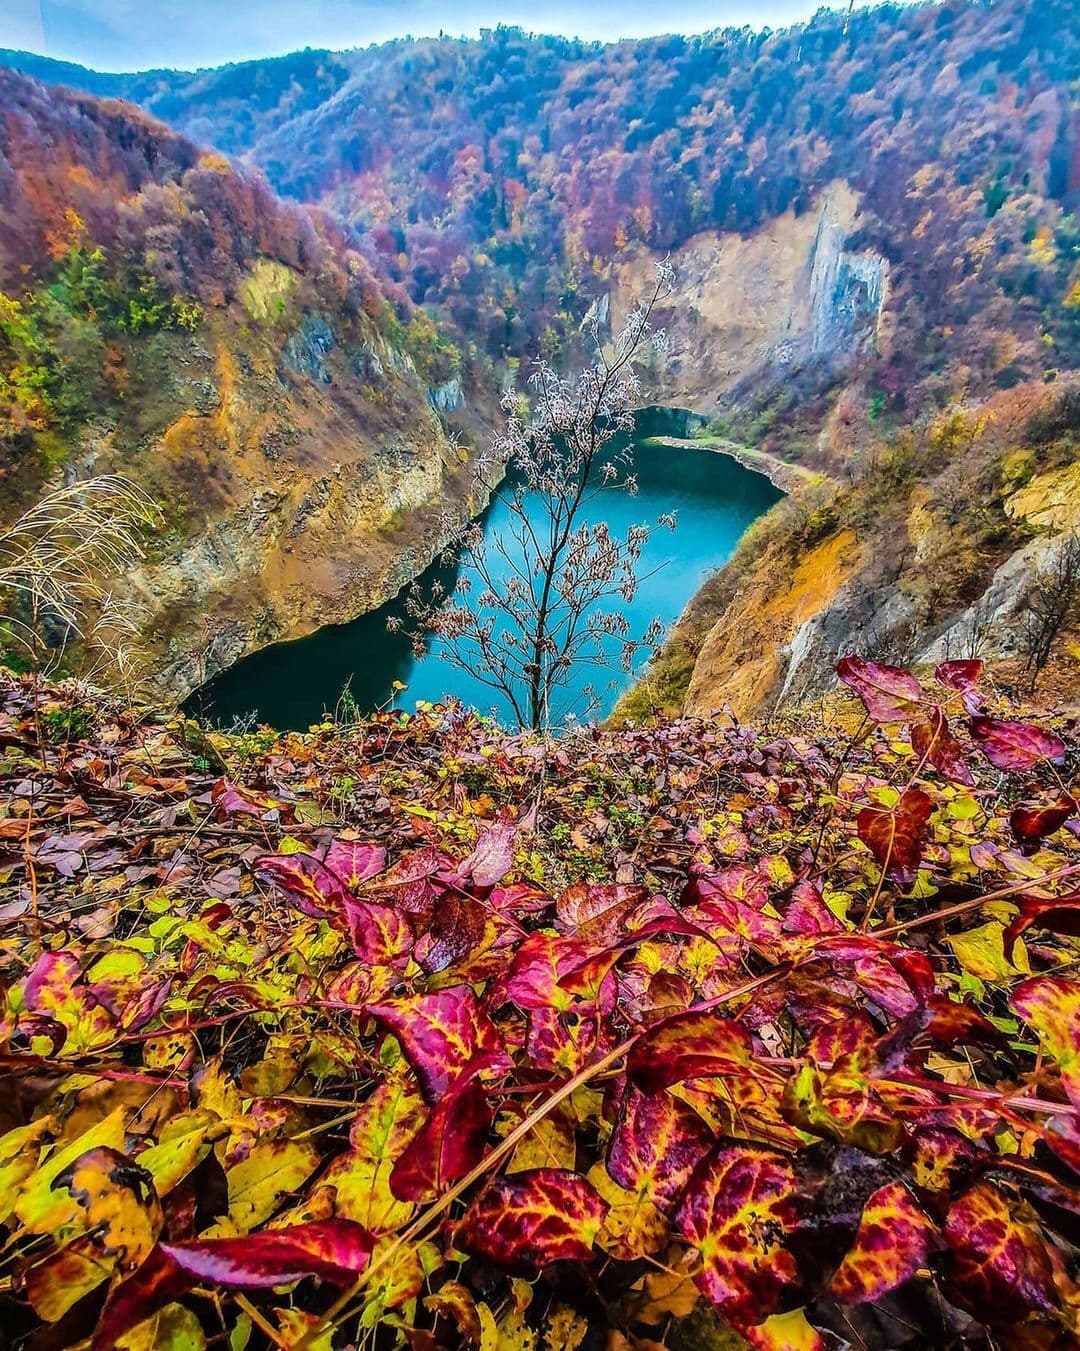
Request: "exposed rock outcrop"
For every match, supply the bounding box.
[664,385,1080,721]
[609,182,888,416]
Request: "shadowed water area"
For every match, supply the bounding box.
[188,420,782,730]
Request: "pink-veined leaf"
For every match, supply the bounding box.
[968,717,1066,772]
[366,985,510,1102]
[455,1168,607,1271]
[836,655,923,723]
[319,839,387,888]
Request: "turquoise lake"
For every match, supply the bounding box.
[187,435,782,730]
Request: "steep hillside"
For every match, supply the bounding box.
[3,0,1079,721]
[8,0,1078,420]
[0,67,494,699]
[627,380,1080,722]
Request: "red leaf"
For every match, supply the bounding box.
[212,778,293,821]
[935,660,984,712]
[319,839,387,888]
[389,1076,492,1201]
[343,898,413,967]
[911,710,975,786]
[256,852,351,919]
[944,1183,1057,1323]
[1011,976,1080,1108]
[413,895,491,975]
[367,986,510,1102]
[555,882,648,943]
[674,1144,799,1329]
[1009,795,1077,847]
[782,881,842,936]
[856,789,933,875]
[813,936,934,1017]
[969,717,1066,772]
[1003,893,1080,962]
[627,1007,755,1093]
[163,1219,375,1288]
[607,1085,713,1214]
[455,1168,607,1271]
[830,1180,935,1304]
[836,655,923,723]
[498,931,588,1011]
[935,659,982,689]
[92,1247,189,1351]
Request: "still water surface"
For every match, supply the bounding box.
[187,438,782,730]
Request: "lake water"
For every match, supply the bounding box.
[187,436,782,730]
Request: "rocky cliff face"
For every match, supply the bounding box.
[655,384,1080,722]
[114,324,489,702]
[609,182,888,417]
[0,67,496,704]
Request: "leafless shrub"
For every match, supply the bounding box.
[400,262,675,731]
[1020,532,1080,688]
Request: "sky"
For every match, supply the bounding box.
[2,0,849,71]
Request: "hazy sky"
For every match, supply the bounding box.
[3,0,849,71]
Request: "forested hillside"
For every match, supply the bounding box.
[8,0,1079,407]
[0,67,490,697]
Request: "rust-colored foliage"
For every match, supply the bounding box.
[0,658,1077,1348]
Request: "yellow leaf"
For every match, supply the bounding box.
[25,1235,115,1320]
[948,922,1027,982]
[116,1302,208,1350]
[274,1308,333,1350]
[504,1110,577,1173]
[137,1110,223,1196]
[749,1308,824,1350]
[0,1117,55,1223]
[65,1146,162,1268]
[224,1138,319,1231]
[586,1162,668,1260]
[15,1106,127,1236]
[543,1304,587,1351]
[323,1078,424,1234]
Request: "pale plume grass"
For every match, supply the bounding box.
[0,474,162,689]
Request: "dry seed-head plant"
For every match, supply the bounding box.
[399,261,676,731]
[0,474,162,684]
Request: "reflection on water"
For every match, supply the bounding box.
[186,436,781,730]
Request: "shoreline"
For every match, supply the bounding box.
[640,434,822,494]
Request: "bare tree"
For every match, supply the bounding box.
[1021,532,1080,687]
[398,262,675,732]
